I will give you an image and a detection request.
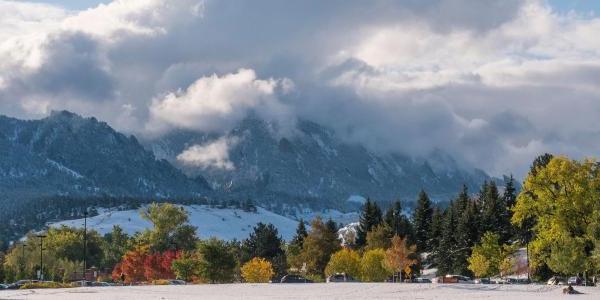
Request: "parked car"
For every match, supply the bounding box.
[326,273,358,283]
[413,277,432,283]
[567,277,582,286]
[474,278,491,284]
[280,274,313,283]
[169,280,187,285]
[91,282,113,287]
[0,284,8,290]
[547,276,566,285]
[446,275,473,283]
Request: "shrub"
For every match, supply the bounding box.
[241,257,274,283]
[20,282,71,289]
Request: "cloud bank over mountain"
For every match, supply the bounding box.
[1,0,599,177]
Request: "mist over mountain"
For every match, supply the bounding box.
[146,116,501,209]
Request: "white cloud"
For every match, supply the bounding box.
[1,0,600,178]
[176,136,238,170]
[147,68,294,134]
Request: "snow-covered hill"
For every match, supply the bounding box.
[51,205,358,241]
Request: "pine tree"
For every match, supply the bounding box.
[436,202,456,275]
[413,190,433,252]
[241,223,286,278]
[290,219,308,249]
[453,198,480,276]
[427,207,444,265]
[355,199,383,248]
[384,201,413,241]
[480,181,512,243]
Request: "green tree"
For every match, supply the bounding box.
[479,181,511,243]
[197,238,236,283]
[366,224,392,251]
[413,190,433,252]
[513,156,600,277]
[241,223,286,279]
[468,232,517,278]
[101,225,130,269]
[428,207,444,264]
[300,217,341,276]
[453,195,480,276]
[356,199,383,248]
[360,249,390,282]
[138,203,198,252]
[324,248,361,277]
[384,201,412,241]
[171,252,200,282]
[287,220,308,269]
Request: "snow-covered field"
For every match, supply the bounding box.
[50,205,359,241]
[1,283,598,300]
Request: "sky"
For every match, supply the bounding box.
[2,0,600,179]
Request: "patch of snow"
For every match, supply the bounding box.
[46,159,84,179]
[347,195,366,205]
[50,205,300,241]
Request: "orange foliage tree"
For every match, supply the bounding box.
[383,235,418,280]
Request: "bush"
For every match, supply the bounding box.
[241,257,274,283]
[304,273,325,283]
[151,279,171,285]
[20,282,71,289]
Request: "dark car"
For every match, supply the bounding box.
[414,277,432,283]
[326,273,358,283]
[568,277,582,286]
[280,274,313,283]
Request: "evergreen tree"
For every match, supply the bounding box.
[300,217,341,276]
[427,207,444,265]
[355,199,383,248]
[413,190,433,252]
[384,201,413,241]
[479,181,511,243]
[241,223,287,278]
[436,202,456,275]
[503,175,517,209]
[453,197,480,276]
[290,219,308,249]
[197,238,237,283]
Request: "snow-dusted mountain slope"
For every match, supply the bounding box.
[0,111,210,200]
[51,205,358,241]
[147,117,499,209]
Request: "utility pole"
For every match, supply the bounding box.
[36,235,46,281]
[83,210,88,282]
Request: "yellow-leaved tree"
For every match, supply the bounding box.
[241,257,274,283]
[324,248,361,277]
[360,249,390,282]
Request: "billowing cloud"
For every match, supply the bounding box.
[147,68,294,134]
[1,0,600,178]
[177,136,239,170]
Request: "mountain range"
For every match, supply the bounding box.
[0,109,505,210]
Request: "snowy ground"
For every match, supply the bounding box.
[50,205,359,241]
[1,283,598,300]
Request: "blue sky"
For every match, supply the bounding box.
[23,0,600,14]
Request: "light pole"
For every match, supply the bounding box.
[83,211,88,282]
[36,235,46,280]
